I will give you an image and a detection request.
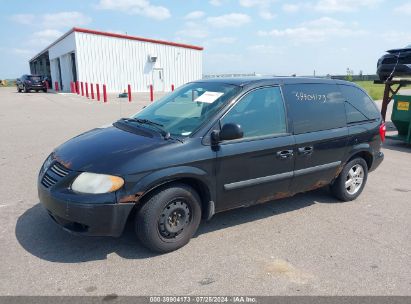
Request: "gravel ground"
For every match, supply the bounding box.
[0,87,410,296]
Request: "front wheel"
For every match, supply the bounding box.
[24,85,29,93]
[135,183,202,253]
[330,158,368,201]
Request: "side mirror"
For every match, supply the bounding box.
[211,123,243,144]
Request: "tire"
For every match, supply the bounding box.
[330,158,368,202]
[17,86,22,93]
[135,183,202,253]
[24,85,29,93]
[43,89,47,93]
[35,90,39,93]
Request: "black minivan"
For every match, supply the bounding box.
[38,77,385,253]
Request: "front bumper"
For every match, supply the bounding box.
[38,185,134,237]
[27,84,47,90]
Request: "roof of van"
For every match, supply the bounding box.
[196,77,354,86]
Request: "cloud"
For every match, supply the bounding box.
[393,3,411,15]
[42,11,92,28]
[382,31,411,44]
[176,22,209,39]
[282,3,301,13]
[302,16,344,28]
[239,0,276,20]
[11,11,91,29]
[184,11,206,20]
[258,17,366,42]
[29,29,64,46]
[211,37,237,44]
[259,11,276,20]
[209,0,223,6]
[239,0,275,7]
[96,0,170,20]
[313,0,382,13]
[10,14,35,25]
[247,44,284,54]
[207,13,251,28]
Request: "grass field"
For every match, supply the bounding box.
[353,80,385,101]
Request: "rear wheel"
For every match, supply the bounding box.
[330,158,368,201]
[135,183,202,253]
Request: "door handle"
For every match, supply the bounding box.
[298,146,313,155]
[276,149,294,159]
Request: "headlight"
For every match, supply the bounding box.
[41,154,54,172]
[71,172,124,194]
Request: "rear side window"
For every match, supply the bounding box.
[283,83,345,134]
[339,85,380,123]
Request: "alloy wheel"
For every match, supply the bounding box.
[345,164,364,195]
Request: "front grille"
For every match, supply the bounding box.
[41,161,71,188]
[42,173,57,188]
[50,162,70,177]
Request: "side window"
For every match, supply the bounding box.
[283,83,345,134]
[339,85,380,122]
[345,103,368,123]
[221,86,287,139]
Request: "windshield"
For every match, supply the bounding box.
[28,76,41,81]
[132,82,241,137]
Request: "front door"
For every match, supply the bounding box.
[153,68,164,92]
[215,86,295,211]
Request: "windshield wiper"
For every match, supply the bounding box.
[122,117,163,127]
[119,118,183,142]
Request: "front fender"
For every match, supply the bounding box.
[118,166,215,203]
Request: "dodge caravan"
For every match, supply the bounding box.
[38,77,385,253]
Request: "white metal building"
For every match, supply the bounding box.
[29,27,203,93]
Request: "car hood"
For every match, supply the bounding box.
[53,124,171,174]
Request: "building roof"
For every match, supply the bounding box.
[30,27,203,62]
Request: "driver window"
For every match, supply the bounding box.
[221,86,287,139]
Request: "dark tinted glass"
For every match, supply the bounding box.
[345,103,368,123]
[28,76,41,81]
[283,83,345,134]
[339,85,380,120]
[221,86,287,138]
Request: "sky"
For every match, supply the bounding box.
[1,0,411,78]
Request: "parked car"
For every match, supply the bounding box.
[377,44,411,81]
[16,74,47,93]
[38,77,385,253]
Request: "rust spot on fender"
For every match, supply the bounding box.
[118,194,139,203]
[54,154,72,169]
[334,165,344,179]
